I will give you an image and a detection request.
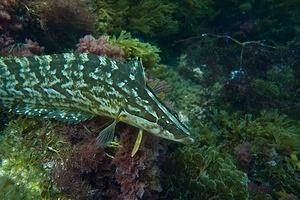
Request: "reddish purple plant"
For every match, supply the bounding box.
[235,142,252,167]
[0,0,22,51]
[53,119,163,200]
[0,39,44,57]
[0,1,44,57]
[0,33,14,50]
[76,35,125,60]
[52,118,116,199]
[248,182,272,196]
[113,127,162,200]
[0,0,22,33]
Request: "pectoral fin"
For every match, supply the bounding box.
[96,119,117,147]
[131,129,143,157]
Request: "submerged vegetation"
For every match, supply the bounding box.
[162,145,249,200]
[0,118,64,199]
[93,0,179,37]
[0,0,300,199]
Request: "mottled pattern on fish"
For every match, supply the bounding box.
[0,53,193,143]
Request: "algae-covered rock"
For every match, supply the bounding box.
[208,110,300,198]
[0,118,65,199]
[161,145,249,200]
[0,176,30,200]
[153,65,300,199]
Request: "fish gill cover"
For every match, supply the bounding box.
[0,0,300,200]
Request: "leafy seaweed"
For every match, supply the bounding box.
[108,31,161,68]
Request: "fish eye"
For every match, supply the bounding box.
[158,119,168,129]
[160,123,167,129]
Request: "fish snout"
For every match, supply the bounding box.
[177,136,194,144]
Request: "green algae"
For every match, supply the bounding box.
[151,67,249,199]
[161,145,249,200]
[108,31,161,68]
[151,64,300,199]
[0,118,66,199]
[209,110,300,153]
[93,0,178,37]
[0,176,30,200]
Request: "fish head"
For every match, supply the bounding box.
[122,86,194,144]
[154,111,194,144]
[144,87,194,144]
[120,58,194,144]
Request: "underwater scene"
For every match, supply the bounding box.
[0,0,300,199]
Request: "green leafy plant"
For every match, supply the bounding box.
[108,31,161,68]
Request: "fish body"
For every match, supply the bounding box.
[0,53,193,144]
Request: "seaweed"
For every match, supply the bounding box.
[75,31,161,68]
[161,145,248,200]
[0,39,44,57]
[206,110,300,198]
[151,63,300,199]
[0,176,30,200]
[51,118,163,200]
[23,0,95,52]
[0,118,65,199]
[210,110,300,153]
[113,128,163,200]
[0,0,23,55]
[93,0,178,38]
[76,35,125,60]
[108,31,161,68]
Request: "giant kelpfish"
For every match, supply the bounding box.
[0,53,194,155]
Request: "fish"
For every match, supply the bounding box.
[0,52,194,150]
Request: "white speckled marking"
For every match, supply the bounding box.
[43,88,66,99]
[89,68,103,80]
[91,86,105,93]
[79,53,89,63]
[99,56,107,65]
[78,64,84,71]
[131,89,138,97]
[63,53,76,63]
[111,60,118,70]
[106,87,122,98]
[106,72,111,78]
[23,87,42,97]
[128,105,141,112]
[15,57,30,68]
[117,82,125,88]
[129,74,135,80]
